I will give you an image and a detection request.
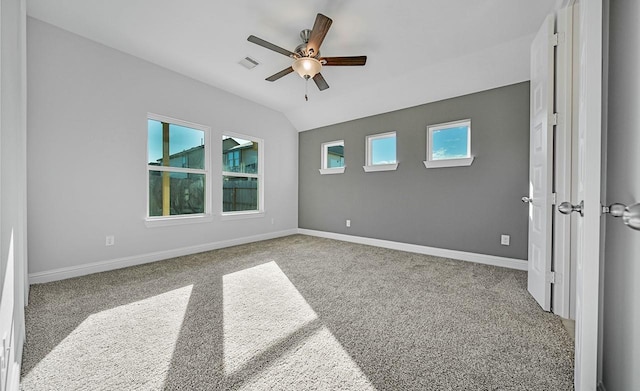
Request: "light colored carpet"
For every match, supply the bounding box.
[21,235,574,390]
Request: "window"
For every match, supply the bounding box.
[147,114,210,222]
[319,140,345,175]
[424,119,474,168]
[222,134,263,215]
[363,131,398,172]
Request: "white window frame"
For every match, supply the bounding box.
[424,119,474,169]
[145,113,212,228]
[221,131,264,219]
[319,140,345,175]
[363,131,398,172]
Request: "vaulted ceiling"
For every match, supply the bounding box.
[27,0,556,131]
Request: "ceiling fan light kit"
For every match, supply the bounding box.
[292,57,322,79]
[247,13,367,100]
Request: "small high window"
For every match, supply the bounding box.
[424,119,474,168]
[363,131,398,172]
[222,134,263,214]
[319,140,345,175]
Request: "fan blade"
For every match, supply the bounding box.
[322,56,367,66]
[307,13,333,56]
[247,35,296,57]
[266,67,294,82]
[312,73,329,91]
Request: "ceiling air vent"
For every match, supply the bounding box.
[238,56,259,70]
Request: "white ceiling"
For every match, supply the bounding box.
[27,0,557,131]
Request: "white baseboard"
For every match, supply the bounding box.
[28,229,298,284]
[298,229,527,271]
[29,228,527,284]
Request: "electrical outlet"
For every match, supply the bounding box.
[501,234,510,246]
[105,235,115,246]
[346,219,351,227]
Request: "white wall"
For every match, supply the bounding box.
[0,0,27,389]
[26,18,299,281]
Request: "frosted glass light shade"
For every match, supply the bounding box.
[292,57,322,78]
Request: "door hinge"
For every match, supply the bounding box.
[551,192,557,205]
[551,33,559,47]
[550,112,559,126]
[546,271,556,284]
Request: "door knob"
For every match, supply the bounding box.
[602,202,640,231]
[522,196,533,204]
[558,200,584,217]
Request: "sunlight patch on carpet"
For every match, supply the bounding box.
[20,285,193,390]
[223,261,374,390]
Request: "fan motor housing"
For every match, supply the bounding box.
[296,29,319,58]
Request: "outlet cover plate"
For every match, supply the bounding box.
[501,234,510,246]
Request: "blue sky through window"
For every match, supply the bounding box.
[371,136,396,165]
[148,119,204,164]
[431,125,469,160]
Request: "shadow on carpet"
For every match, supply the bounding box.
[20,235,574,390]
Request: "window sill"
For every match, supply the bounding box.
[145,214,213,228]
[363,163,398,172]
[220,211,265,221]
[423,157,474,169]
[319,167,346,175]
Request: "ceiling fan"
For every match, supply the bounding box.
[247,13,367,98]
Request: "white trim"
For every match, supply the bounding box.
[297,229,527,271]
[552,4,574,320]
[221,132,264,214]
[146,113,211,220]
[320,140,345,172]
[574,0,603,388]
[28,229,298,284]
[423,157,474,169]
[365,131,397,167]
[147,113,211,133]
[363,163,398,172]
[426,119,472,166]
[145,214,214,228]
[149,166,206,175]
[319,167,345,175]
[220,211,265,221]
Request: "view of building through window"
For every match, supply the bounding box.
[147,118,207,217]
[327,145,344,168]
[222,136,260,212]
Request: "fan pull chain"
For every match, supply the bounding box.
[305,77,309,101]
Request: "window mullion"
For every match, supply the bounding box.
[222,171,259,179]
[149,166,206,175]
[162,122,170,216]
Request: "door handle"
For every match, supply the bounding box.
[602,202,640,231]
[558,200,584,217]
[522,196,533,204]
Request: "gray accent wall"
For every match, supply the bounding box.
[27,18,299,275]
[602,0,640,389]
[299,82,530,260]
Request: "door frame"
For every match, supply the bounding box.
[572,0,604,389]
[552,4,575,320]
[541,0,604,388]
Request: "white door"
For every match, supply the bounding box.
[527,14,555,312]
[572,0,603,388]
